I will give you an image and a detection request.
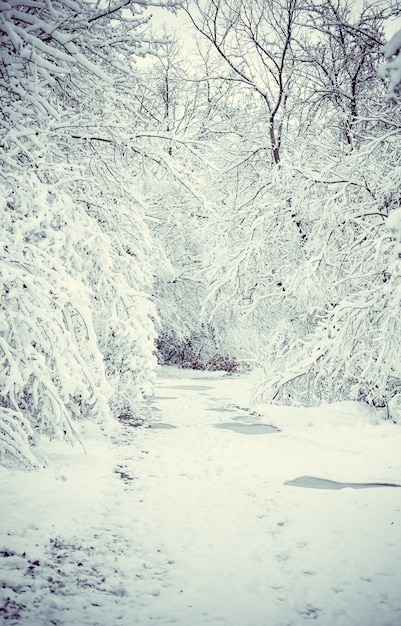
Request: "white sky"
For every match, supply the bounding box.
[385,14,401,39]
[148,3,401,42]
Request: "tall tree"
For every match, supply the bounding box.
[181,0,401,418]
[184,0,303,165]
[136,39,228,368]
[300,0,390,148]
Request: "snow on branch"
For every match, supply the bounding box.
[0,173,115,466]
[0,0,183,468]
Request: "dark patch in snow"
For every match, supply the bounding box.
[0,596,27,622]
[117,414,143,428]
[0,550,15,557]
[114,465,136,483]
[299,604,321,619]
[230,404,264,418]
[284,476,401,490]
[147,422,177,430]
[0,550,43,621]
[213,423,279,434]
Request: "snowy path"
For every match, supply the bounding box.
[1,368,401,625]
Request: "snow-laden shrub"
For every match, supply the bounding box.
[156,327,242,372]
[255,272,401,412]
[91,256,158,421]
[0,169,158,467]
[58,185,158,421]
[253,122,401,417]
[0,0,177,467]
[0,173,112,467]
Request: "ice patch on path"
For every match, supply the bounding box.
[149,395,178,400]
[212,422,279,434]
[168,385,215,391]
[284,476,401,490]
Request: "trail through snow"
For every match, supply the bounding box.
[1,367,401,626]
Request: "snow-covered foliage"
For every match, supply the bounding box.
[238,118,401,416]
[137,46,240,369]
[0,0,180,466]
[184,1,401,416]
[2,0,401,467]
[0,173,113,467]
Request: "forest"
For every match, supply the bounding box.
[1,0,401,468]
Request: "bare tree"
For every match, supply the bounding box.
[300,0,391,148]
[183,0,303,165]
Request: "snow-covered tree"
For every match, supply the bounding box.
[0,173,113,467]
[136,41,231,368]
[181,0,401,417]
[184,0,303,165]
[0,0,181,466]
[301,0,388,148]
[236,85,399,418]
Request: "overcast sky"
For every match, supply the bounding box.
[148,3,401,42]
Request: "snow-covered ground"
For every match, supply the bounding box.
[1,367,401,626]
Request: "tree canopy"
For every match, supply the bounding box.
[1,0,401,467]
